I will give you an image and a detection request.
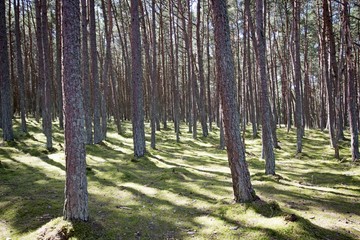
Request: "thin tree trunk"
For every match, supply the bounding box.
[81,0,92,144]
[130,0,146,157]
[206,10,212,132]
[342,0,359,161]
[89,0,102,144]
[0,0,14,141]
[196,0,208,137]
[323,0,339,159]
[14,0,27,133]
[292,0,303,154]
[256,0,275,175]
[55,0,63,129]
[244,0,257,138]
[42,0,52,150]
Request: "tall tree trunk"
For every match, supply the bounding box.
[89,0,102,144]
[100,0,112,141]
[130,0,146,157]
[55,0,63,129]
[292,0,303,153]
[178,0,192,134]
[0,0,14,141]
[62,0,88,221]
[81,0,92,144]
[14,0,27,133]
[322,0,339,159]
[169,0,180,142]
[244,0,257,138]
[256,0,275,175]
[206,11,212,132]
[211,0,257,203]
[196,0,208,137]
[42,0,52,150]
[150,0,158,148]
[342,0,359,161]
[35,0,43,123]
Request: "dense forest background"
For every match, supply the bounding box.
[1,0,360,157]
[1,0,360,238]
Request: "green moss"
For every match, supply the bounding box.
[0,120,359,239]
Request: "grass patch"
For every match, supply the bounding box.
[0,119,359,239]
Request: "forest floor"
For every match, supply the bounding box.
[0,119,360,240]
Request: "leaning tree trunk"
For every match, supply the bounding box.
[0,0,14,141]
[130,0,146,157]
[211,0,258,203]
[62,0,89,221]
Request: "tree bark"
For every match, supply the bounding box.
[322,0,339,159]
[211,0,258,203]
[62,0,88,221]
[0,0,14,141]
[14,0,27,133]
[292,0,303,153]
[55,0,63,129]
[196,0,208,137]
[81,0,92,144]
[256,0,275,174]
[342,0,359,161]
[41,0,53,150]
[89,0,102,144]
[130,0,146,157]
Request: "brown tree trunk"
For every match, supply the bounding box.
[35,0,43,123]
[41,0,53,150]
[62,0,88,221]
[0,0,14,141]
[256,0,275,175]
[211,0,257,203]
[292,0,303,153]
[130,0,146,157]
[196,0,208,137]
[81,0,92,144]
[89,0,102,144]
[244,0,257,138]
[169,0,180,142]
[342,0,359,161]
[55,0,63,129]
[14,0,27,133]
[206,9,212,132]
[322,0,339,159]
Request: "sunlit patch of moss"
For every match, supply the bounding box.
[1,120,360,239]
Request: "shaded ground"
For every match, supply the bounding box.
[0,118,359,239]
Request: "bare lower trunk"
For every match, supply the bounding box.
[130,0,146,157]
[14,0,27,133]
[0,0,14,141]
[343,0,359,161]
[89,0,102,144]
[62,0,88,221]
[211,0,257,203]
[256,0,275,175]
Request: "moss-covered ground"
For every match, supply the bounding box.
[0,119,359,239]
